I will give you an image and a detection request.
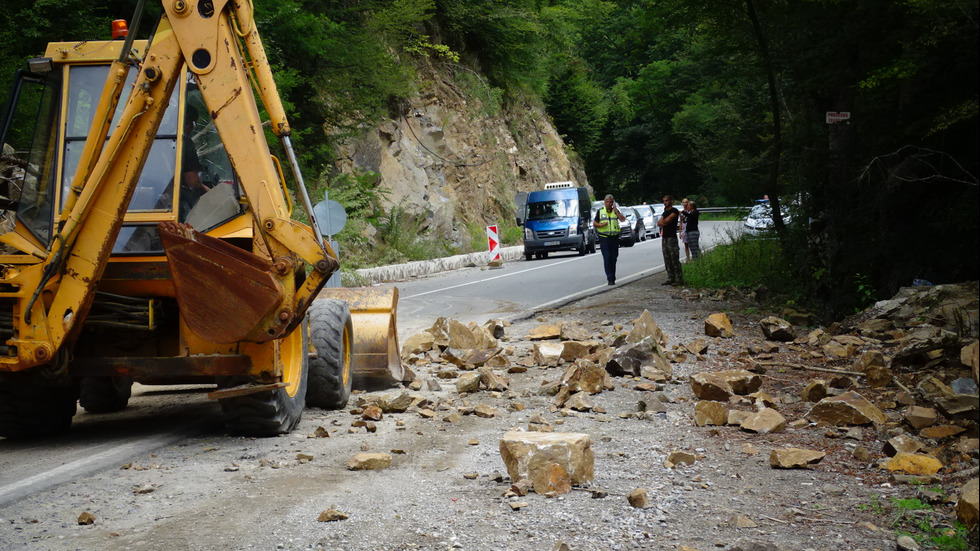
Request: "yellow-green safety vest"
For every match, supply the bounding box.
[597,208,620,237]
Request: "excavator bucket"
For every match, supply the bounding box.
[318,287,403,383]
[158,221,286,344]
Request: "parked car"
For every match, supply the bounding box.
[631,205,657,241]
[619,207,643,246]
[743,200,791,235]
[650,204,664,237]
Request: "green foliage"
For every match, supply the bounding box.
[683,231,804,305]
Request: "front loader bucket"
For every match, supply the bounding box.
[319,287,403,383]
[159,221,285,344]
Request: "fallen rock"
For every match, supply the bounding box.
[686,338,709,355]
[919,425,966,439]
[627,310,668,347]
[705,313,734,338]
[760,316,795,342]
[479,366,510,392]
[957,478,979,528]
[769,448,826,468]
[77,511,95,525]
[883,452,944,475]
[558,321,591,342]
[627,488,649,508]
[739,408,787,434]
[564,391,593,411]
[800,379,829,402]
[499,432,594,488]
[560,340,599,361]
[378,391,414,413]
[904,405,937,430]
[665,450,696,468]
[864,364,894,388]
[883,434,924,456]
[690,372,733,401]
[347,453,392,470]
[528,323,561,340]
[606,338,671,378]
[533,342,564,366]
[429,317,480,349]
[896,535,921,551]
[805,391,887,425]
[317,508,349,522]
[401,331,435,358]
[694,400,728,427]
[455,372,482,393]
[561,360,605,394]
[961,340,979,383]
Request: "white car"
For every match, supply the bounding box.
[744,201,791,235]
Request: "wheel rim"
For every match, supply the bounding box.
[341,323,352,388]
[281,322,306,398]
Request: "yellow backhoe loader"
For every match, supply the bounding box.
[0,0,402,438]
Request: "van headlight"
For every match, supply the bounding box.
[568,225,578,236]
[524,227,534,240]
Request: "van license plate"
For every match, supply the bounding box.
[544,241,559,247]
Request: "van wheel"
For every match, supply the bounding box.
[578,238,587,256]
[525,252,533,261]
[218,321,308,436]
[306,299,353,409]
[589,238,596,254]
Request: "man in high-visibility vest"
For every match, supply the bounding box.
[593,194,627,285]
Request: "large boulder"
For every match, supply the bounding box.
[627,310,668,347]
[499,432,594,489]
[760,316,795,342]
[605,338,670,379]
[705,313,734,338]
[690,370,762,401]
[805,391,887,425]
[957,478,979,528]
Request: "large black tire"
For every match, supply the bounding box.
[306,299,353,409]
[577,237,587,256]
[218,322,308,436]
[78,376,133,414]
[0,375,77,438]
[525,251,533,261]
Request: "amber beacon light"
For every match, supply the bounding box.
[111,19,129,39]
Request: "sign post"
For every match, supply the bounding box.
[486,224,501,266]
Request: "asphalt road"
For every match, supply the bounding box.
[395,220,739,338]
[0,220,737,512]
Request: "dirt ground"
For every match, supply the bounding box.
[1,272,977,551]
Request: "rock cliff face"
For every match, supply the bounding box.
[334,60,589,248]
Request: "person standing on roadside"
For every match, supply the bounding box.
[594,194,627,285]
[685,200,701,260]
[679,198,691,260]
[657,195,683,285]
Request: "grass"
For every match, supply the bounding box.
[682,231,800,301]
[855,493,972,551]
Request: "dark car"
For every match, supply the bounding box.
[619,207,644,246]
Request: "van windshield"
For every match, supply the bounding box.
[527,199,577,220]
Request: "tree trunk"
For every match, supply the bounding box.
[744,0,784,230]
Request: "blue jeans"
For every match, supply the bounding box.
[598,235,619,283]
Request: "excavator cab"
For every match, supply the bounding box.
[0,6,401,439]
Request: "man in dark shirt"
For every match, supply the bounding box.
[657,195,683,285]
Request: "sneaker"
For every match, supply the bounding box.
[662,280,674,286]
[608,280,615,286]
